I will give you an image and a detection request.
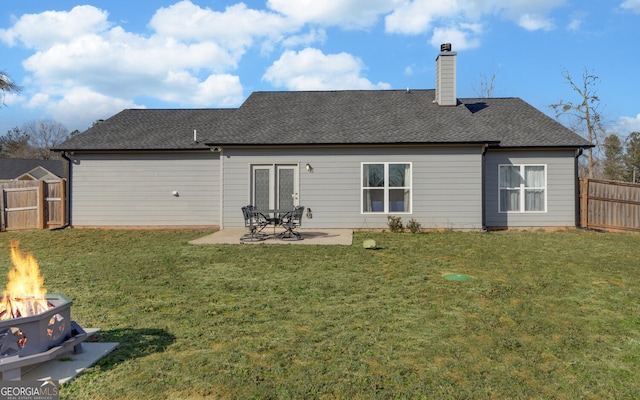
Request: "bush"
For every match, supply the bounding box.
[406,218,422,234]
[387,215,403,232]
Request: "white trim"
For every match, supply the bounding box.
[250,163,299,209]
[498,164,547,213]
[361,162,412,214]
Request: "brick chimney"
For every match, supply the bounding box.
[435,43,457,106]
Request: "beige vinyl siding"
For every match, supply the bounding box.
[69,152,220,227]
[222,145,484,230]
[484,149,578,228]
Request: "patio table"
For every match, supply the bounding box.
[254,209,295,238]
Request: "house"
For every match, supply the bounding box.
[0,158,66,181]
[53,45,592,230]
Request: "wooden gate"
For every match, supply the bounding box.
[579,178,640,232]
[0,179,67,231]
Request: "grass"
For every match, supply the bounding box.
[0,229,639,399]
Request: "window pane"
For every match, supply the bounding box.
[500,189,520,212]
[524,166,544,187]
[278,168,294,210]
[389,189,410,212]
[363,189,384,212]
[525,189,545,211]
[363,164,384,187]
[389,164,410,187]
[500,166,521,187]
[254,169,270,210]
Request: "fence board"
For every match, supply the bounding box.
[580,178,640,232]
[0,179,66,231]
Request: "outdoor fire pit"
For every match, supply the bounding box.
[0,242,88,380]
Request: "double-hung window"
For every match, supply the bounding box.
[499,165,546,212]
[362,162,411,213]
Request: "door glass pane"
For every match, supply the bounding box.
[254,169,270,210]
[278,168,294,210]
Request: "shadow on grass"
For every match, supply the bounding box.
[91,327,175,370]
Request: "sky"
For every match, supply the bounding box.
[1,0,640,139]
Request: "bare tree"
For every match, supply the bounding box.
[22,120,70,160]
[550,67,606,178]
[0,70,22,105]
[473,71,497,98]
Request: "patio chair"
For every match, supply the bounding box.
[240,205,269,243]
[279,205,304,240]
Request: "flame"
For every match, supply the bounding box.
[0,241,50,320]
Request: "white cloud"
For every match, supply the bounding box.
[267,0,395,29]
[385,0,565,34]
[615,114,640,135]
[566,18,582,31]
[385,0,460,35]
[36,87,143,131]
[621,0,640,13]
[150,1,294,52]
[281,28,328,48]
[263,48,390,90]
[518,14,555,31]
[429,24,483,51]
[2,2,264,130]
[0,5,110,49]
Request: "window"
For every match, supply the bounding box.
[362,163,411,213]
[499,165,546,212]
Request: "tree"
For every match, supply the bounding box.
[473,71,496,98]
[624,131,640,183]
[602,134,626,181]
[0,127,32,158]
[22,119,70,160]
[0,70,21,105]
[550,67,606,178]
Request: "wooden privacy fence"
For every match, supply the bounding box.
[579,178,640,232]
[0,179,67,232]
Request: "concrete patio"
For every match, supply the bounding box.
[190,228,353,245]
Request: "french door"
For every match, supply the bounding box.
[252,164,299,210]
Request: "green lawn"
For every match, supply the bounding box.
[1,229,639,399]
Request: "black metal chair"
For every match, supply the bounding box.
[240,205,269,243]
[279,206,304,240]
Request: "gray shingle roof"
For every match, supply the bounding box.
[0,158,66,179]
[54,109,235,151]
[54,90,592,151]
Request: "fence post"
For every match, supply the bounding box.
[579,178,589,228]
[38,180,45,229]
[0,186,5,232]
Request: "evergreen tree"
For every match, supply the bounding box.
[624,131,640,183]
[602,134,626,181]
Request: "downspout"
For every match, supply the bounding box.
[481,143,489,232]
[575,147,584,228]
[54,150,72,230]
[219,148,224,230]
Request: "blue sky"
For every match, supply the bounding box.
[1,0,639,138]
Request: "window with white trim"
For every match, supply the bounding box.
[362,162,411,213]
[499,164,546,212]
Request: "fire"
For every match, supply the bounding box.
[0,241,50,320]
